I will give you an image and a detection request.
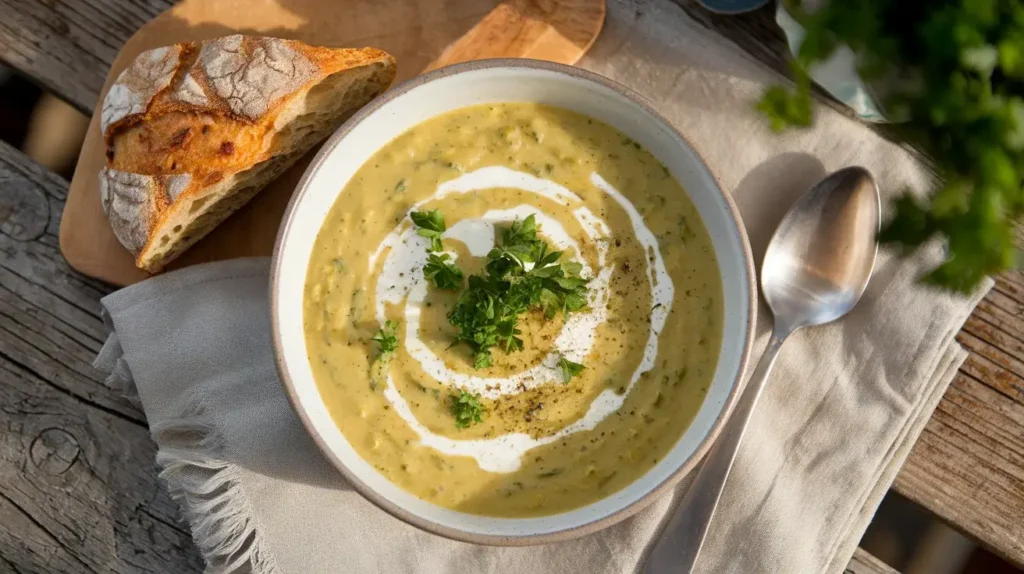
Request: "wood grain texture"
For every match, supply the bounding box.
[0,0,169,114]
[0,140,203,572]
[894,274,1024,564]
[847,548,899,574]
[425,0,606,71]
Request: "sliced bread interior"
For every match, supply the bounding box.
[99,36,396,272]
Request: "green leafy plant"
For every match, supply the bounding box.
[450,389,485,428]
[759,0,1024,292]
[556,355,585,383]
[405,211,592,427]
[369,320,399,390]
[371,320,399,355]
[411,209,447,252]
[447,214,591,369]
[423,253,464,290]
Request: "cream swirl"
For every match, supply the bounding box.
[369,167,673,472]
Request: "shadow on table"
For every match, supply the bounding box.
[140,0,511,84]
[583,0,786,91]
[731,152,827,272]
[731,152,826,338]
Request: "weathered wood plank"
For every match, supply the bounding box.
[0,0,170,113]
[0,140,140,423]
[847,548,899,574]
[894,227,1024,564]
[0,142,203,572]
[895,373,1024,564]
[0,360,203,573]
[895,273,1024,564]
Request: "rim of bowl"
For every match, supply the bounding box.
[270,58,757,546]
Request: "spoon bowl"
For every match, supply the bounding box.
[644,166,880,573]
[763,166,880,331]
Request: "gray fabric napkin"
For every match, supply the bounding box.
[94,1,990,572]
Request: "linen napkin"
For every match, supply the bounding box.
[94,0,991,572]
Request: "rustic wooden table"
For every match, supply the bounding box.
[0,1,1021,572]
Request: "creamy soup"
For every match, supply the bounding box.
[303,103,723,517]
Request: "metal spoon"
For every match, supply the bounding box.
[643,166,880,573]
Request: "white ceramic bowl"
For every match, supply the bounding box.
[271,59,756,545]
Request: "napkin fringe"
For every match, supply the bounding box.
[152,402,281,574]
[98,328,279,573]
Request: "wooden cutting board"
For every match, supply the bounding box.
[60,0,606,286]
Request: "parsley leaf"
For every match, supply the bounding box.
[371,320,399,355]
[450,390,485,428]
[474,351,493,369]
[447,214,591,368]
[369,320,399,390]
[423,253,464,290]
[557,355,585,383]
[410,209,445,232]
[411,209,446,252]
[412,210,463,289]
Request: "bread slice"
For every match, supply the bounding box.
[98,35,396,272]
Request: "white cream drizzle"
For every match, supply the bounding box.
[369,167,674,473]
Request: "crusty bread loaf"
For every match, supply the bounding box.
[98,35,396,272]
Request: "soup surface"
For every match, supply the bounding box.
[303,103,723,517]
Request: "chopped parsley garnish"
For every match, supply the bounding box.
[447,214,591,369]
[451,390,485,429]
[423,253,464,290]
[369,320,399,391]
[410,210,464,288]
[396,211,592,428]
[557,355,585,383]
[410,209,446,252]
[371,320,399,355]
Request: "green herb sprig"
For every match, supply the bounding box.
[423,253,464,290]
[447,214,591,369]
[369,320,399,390]
[371,320,399,355]
[450,390,485,429]
[410,209,447,252]
[557,355,585,383]
[759,0,1024,292]
[404,211,592,428]
[411,210,466,290]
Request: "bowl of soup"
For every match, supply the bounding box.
[271,59,756,544]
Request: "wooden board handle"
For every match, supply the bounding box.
[60,0,606,286]
[425,0,605,71]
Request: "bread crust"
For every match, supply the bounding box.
[99,35,396,271]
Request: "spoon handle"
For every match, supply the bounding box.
[642,328,789,574]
